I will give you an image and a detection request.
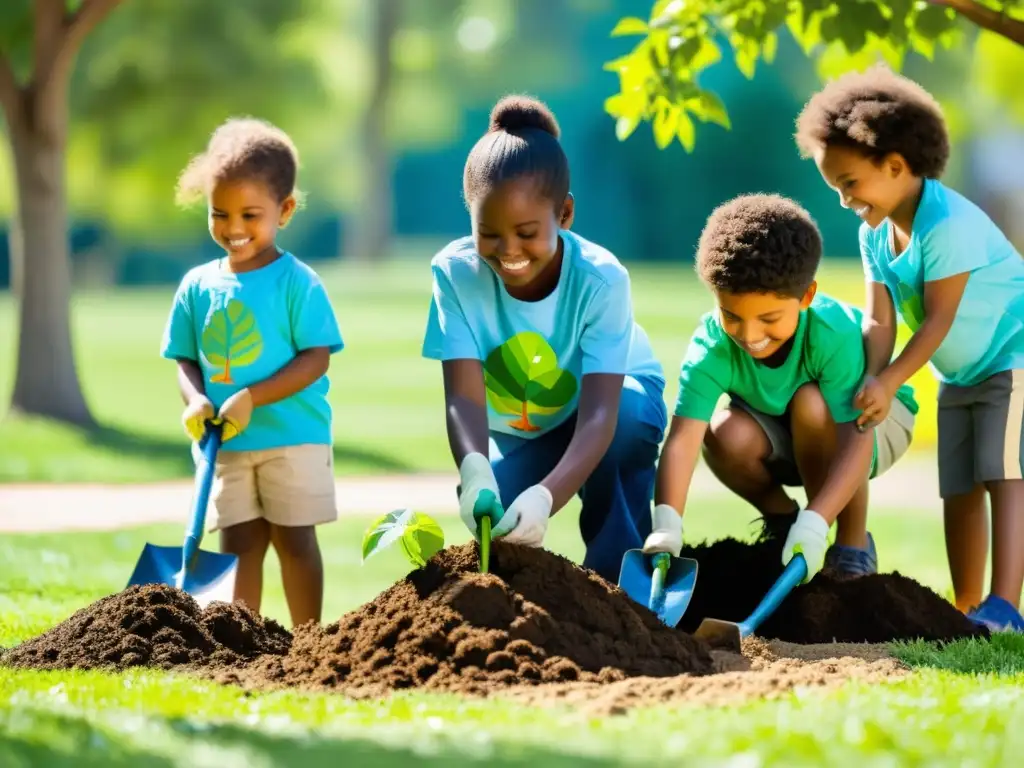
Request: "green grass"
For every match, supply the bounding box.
[0,257,941,483]
[3,496,1019,766]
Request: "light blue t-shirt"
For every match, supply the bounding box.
[421,230,663,438]
[160,252,344,452]
[860,178,1024,387]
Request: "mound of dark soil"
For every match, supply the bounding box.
[214,542,714,695]
[677,536,987,643]
[4,584,291,671]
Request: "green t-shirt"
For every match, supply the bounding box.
[675,293,918,424]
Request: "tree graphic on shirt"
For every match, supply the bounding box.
[484,331,578,432]
[201,299,263,384]
[896,282,924,332]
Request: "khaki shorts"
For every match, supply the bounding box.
[191,443,337,531]
[732,397,915,486]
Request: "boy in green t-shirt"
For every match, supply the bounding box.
[642,194,918,582]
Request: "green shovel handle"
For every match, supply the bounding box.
[473,489,504,574]
[649,551,670,610]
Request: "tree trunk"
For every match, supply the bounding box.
[8,117,94,426]
[349,0,398,262]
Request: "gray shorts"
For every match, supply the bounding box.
[937,369,1024,498]
[732,396,915,487]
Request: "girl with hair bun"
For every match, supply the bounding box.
[422,94,667,582]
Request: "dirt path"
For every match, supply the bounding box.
[0,458,941,534]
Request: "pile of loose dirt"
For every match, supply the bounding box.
[4,584,291,672]
[504,637,909,714]
[213,542,714,696]
[676,536,987,644]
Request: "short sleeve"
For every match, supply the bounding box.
[922,220,988,282]
[160,277,198,361]
[421,263,481,361]
[674,323,732,422]
[579,278,633,375]
[290,273,344,354]
[859,223,884,283]
[814,324,866,424]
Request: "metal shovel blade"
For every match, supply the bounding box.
[618,549,698,627]
[692,554,808,653]
[127,543,238,609]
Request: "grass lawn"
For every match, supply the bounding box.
[3,496,1021,766]
[0,257,940,483]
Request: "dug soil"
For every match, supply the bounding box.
[4,536,985,711]
[3,584,291,671]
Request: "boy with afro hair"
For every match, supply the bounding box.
[797,64,1024,632]
[642,194,917,584]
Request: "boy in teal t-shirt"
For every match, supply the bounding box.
[797,64,1024,631]
[643,194,917,583]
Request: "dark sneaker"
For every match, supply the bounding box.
[967,595,1024,633]
[756,510,798,542]
[823,532,878,578]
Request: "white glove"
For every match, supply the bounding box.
[782,508,831,583]
[642,504,683,557]
[502,485,554,547]
[458,453,508,539]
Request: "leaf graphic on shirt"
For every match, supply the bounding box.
[201,299,263,384]
[484,331,578,433]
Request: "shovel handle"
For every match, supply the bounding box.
[742,553,807,637]
[473,489,502,574]
[648,552,670,609]
[183,421,223,569]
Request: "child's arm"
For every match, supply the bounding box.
[246,347,331,406]
[803,422,874,522]
[876,272,970,392]
[177,358,215,441]
[653,415,709,521]
[539,372,623,512]
[855,280,898,429]
[177,359,206,404]
[441,358,491,466]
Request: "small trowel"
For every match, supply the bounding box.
[618,549,698,627]
[692,553,807,652]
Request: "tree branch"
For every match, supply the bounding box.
[0,53,21,121]
[929,0,1024,46]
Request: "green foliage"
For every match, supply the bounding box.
[602,0,1003,151]
[361,508,445,569]
[484,332,578,432]
[200,300,262,383]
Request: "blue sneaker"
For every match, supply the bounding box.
[967,595,1024,633]
[823,532,878,578]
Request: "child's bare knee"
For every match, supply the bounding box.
[705,409,770,464]
[790,384,832,433]
[270,524,319,557]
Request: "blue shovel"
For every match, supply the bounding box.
[618,549,699,627]
[692,553,808,652]
[127,421,238,608]
[473,489,504,573]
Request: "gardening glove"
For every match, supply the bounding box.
[458,452,509,539]
[642,504,683,557]
[182,394,215,442]
[218,388,254,442]
[782,508,831,584]
[502,485,554,547]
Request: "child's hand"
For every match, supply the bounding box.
[182,395,215,442]
[642,504,683,557]
[782,509,830,583]
[502,485,553,547]
[458,453,506,538]
[218,388,254,442]
[854,375,892,431]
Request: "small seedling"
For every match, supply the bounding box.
[361,508,445,568]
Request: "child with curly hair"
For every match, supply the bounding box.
[797,64,1024,631]
[422,95,667,583]
[644,194,918,584]
[161,117,344,627]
